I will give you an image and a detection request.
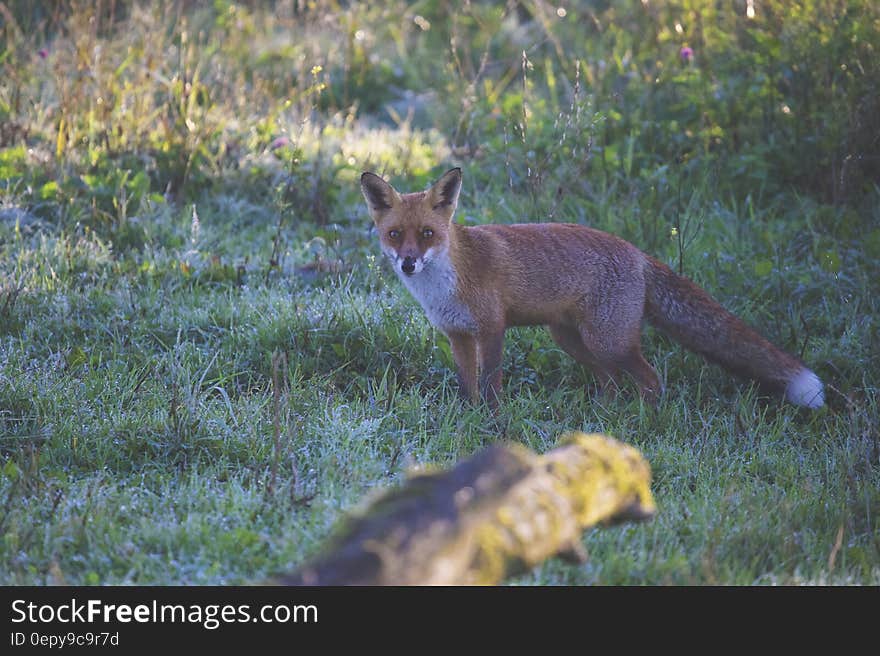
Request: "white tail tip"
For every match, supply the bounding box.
[785,368,824,408]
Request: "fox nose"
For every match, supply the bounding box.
[401,256,416,275]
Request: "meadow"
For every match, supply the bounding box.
[1,0,878,585]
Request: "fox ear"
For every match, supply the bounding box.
[428,168,462,217]
[360,172,400,221]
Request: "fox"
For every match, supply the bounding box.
[360,167,824,410]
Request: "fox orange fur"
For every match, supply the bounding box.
[360,168,824,409]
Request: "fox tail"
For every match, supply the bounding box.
[643,257,824,408]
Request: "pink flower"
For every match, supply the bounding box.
[38,49,48,59]
[680,46,694,63]
[270,136,291,150]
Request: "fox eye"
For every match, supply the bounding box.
[388,229,401,240]
[422,228,434,239]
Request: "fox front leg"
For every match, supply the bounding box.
[477,329,505,408]
[447,331,478,402]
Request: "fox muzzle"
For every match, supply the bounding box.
[401,256,417,275]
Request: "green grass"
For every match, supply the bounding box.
[1,1,878,585]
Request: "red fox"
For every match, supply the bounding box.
[360,168,824,410]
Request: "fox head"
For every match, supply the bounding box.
[360,168,462,277]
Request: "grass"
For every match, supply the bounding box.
[1,1,878,585]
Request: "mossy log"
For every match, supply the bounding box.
[280,432,656,586]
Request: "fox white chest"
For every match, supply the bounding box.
[395,252,477,334]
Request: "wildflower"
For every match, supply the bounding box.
[38,49,48,59]
[680,46,694,63]
[271,136,291,150]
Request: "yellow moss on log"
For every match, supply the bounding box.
[280,432,655,586]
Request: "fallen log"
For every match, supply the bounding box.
[279,432,656,585]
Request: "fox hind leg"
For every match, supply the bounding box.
[575,321,661,404]
[568,293,663,403]
[548,323,614,393]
